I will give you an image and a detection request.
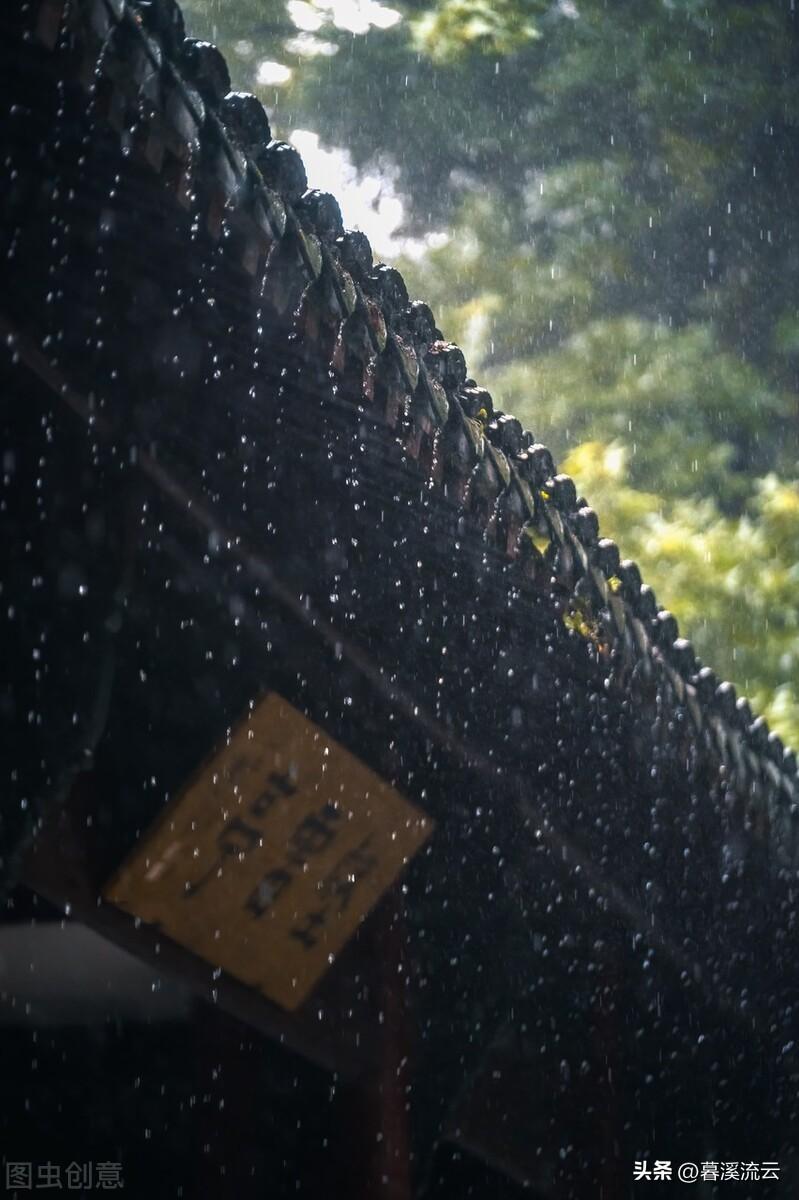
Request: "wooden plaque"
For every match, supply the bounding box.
[104,694,433,1010]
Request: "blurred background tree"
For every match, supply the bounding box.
[184,0,799,745]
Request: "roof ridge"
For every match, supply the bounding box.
[26,0,798,816]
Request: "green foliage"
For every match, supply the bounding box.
[411,0,544,62]
[493,319,793,505]
[563,444,799,747]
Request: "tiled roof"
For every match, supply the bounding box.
[10,0,799,854]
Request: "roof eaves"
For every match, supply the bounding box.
[24,0,799,816]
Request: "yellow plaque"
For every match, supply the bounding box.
[104,693,434,1010]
